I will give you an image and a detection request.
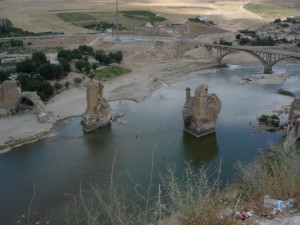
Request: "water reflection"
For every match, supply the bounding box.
[182,132,219,167]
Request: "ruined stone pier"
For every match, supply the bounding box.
[81,81,111,132]
[182,84,222,137]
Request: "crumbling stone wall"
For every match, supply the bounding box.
[182,84,222,137]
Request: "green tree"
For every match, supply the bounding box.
[58,58,71,74]
[235,33,241,40]
[83,60,91,74]
[95,50,105,64]
[79,45,94,55]
[114,50,123,63]
[38,63,64,80]
[57,49,73,61]
[92,63,98,71]
[75,60,83,72]
[17,74,54,101]
[0,68,9,83]
[240,37,251,45]
[0,18,13,35]
[72,49,83,60]
[32,52,48,66]
[108,52,115,61]
[16,59,37,74]
[103,55,112,66]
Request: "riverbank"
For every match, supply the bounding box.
[0,58,291,152]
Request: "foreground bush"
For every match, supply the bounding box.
[237,144,300,203]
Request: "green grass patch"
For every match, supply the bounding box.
[244,3,300,19]
[57,12,97,22]
[89,65,131,81]
[278,88,295,97]
[56,11,165,31]
[0,132,50,151]
[122,10,166,22]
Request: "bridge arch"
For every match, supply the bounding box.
[209,45,291,74]
[17,92,52,123]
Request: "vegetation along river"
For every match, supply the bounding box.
[1,64,300,224]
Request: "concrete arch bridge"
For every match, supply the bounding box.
[204,44,300,74]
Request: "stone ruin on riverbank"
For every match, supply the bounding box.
[0,80,52,123]
[182,84,222,137]
[284,97,300,150]
[81,81,111,132]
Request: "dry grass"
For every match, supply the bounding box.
[236,144,300,210]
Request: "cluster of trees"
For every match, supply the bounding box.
[11,51,71,100]
[122,10,166,22]
[94,50,123,66]
[82,21,118,31]
[235,33,275,46]
[17,74,54,101]
[1,44,125,100]
[16,52,66,80]
[0,18,44,37]
[219,38,232,46]
[57,45,123,74]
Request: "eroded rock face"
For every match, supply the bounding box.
[284,97,300,150]
[182,84,222,137]
[82,81,111,131]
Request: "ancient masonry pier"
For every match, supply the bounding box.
[182,84,222,137]
[81,81,111,132]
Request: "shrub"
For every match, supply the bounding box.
[92,63,98,71]
[258,114,268,123]
[235,33,241,40]
[53,82,62,91]
[64,80,71,88]
[73,77,82,84]
[114,50,123,63]
[297,43,300,47]
[278,88,295,97]
[103,55,112,66]
[274,18,281,23]
[75,60,83,72]
[9,39,24,47]
[239,37,251,45]
[95,50,106,64]
[236,144,300,202]
[219,38,232,46]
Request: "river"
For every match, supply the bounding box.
[0,64,299,224]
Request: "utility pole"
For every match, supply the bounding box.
[115,0,120,42]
